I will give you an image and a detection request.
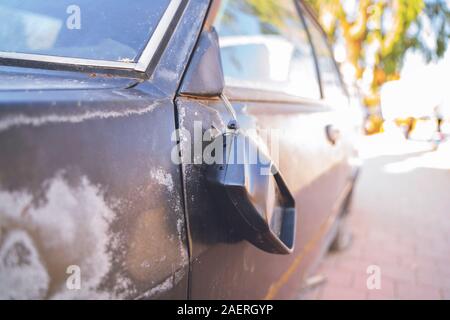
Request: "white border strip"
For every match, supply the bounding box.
[0,51,135,70]
[135,0,182,72]
[0,0,183,73]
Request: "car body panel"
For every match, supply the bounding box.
[0,0,210,299]
[0,0,361,300]
[0,67,139,91]
[0,83,189,300]
[176,0,358,299]
[176,92,355,299]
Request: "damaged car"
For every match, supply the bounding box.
[0,0,361,299]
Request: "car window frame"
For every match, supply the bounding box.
[0,0,185,78]
[297,0,349,99]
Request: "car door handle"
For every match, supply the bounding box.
[206,96,296,254]
[207,131,296,254]
[325,124,341,145]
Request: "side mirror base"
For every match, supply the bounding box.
[179,28,225,97]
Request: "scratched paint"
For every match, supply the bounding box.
[0,230,50,299]
[150,167,174,193]
[0,172,132,299]
[0,102,161,133]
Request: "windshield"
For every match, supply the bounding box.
[0,0,171,62]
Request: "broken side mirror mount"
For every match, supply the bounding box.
[179,28,224,97]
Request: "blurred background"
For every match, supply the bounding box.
[302,0,450,135]
[298,0,450,299]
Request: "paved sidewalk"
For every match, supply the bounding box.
[303,134,450,300]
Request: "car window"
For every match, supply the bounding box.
[302,12,346,101]
[214,0,321,100]
[0,0,171,62]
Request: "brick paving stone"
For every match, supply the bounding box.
[320,285,367,300]
[396,283,441,300]
[302,137,450,300]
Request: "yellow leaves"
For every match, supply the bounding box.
[347,0,371,40]
[364,92,381,107]
[306,0,426,69]
[374,66,387,86]
[304,0,441,109]
[380,0,424,57]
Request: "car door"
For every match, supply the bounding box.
[0,0,211,300]
[176,0,355,299]
[300,3,360,225]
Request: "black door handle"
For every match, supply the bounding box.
[207,131,296,254]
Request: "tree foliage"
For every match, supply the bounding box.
[304,0,450,106]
